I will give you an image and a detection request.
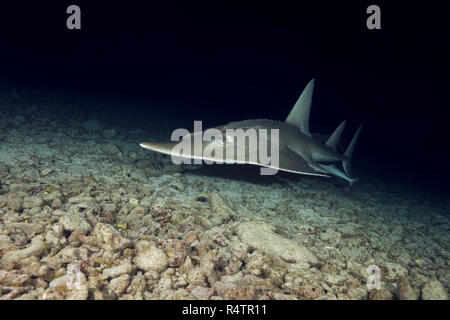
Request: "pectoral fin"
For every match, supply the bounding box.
[277,145,330,176]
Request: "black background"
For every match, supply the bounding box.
[0,1,449,191]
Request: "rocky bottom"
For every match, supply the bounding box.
[0,89,448,300]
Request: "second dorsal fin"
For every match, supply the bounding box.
[285,79,315,137]
[325,120,346,151]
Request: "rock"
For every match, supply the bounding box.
[230,239,248,261]
[102,143,120,155]
[391,224,404,240]
[235,221,319,266]
[102,202,117,213]
[190,286,215,300]
[208,193,234,226]
[128,198,139,207]
[9,222,44,236]
[130,206,146,215]
[68,228,87,244]
[21,260,50,278]
[421,280,448,300]
[347,287,369,300]
[41,246,88,270]
[200,250,219,285]
[165,289,196,300]
[50,198,62,210]
[296,283,325,299]
[134,240,168,272]
[48,264,88,300]
[52,223,64,237]
[108,274,130,296]
[168,179,184,192]
[102,129,116,139]
[103,261,134,278]
[68,195,94,204]
[0,234,13,251]
[369,287,394,300]
[144,270,160,281]
[42,191,62,205]
[83,119,102,132]
[129,151,138,160]
[0,195,7,208]
[1,236,45,267]
[0,162,10,174]
[15,292,41,300]
[154,274,173,298]
[7,194,23,211]
[93,222,133,252]
[163,239,186,267]
[225,258,243,276]
[0,287,29,300]
[60,213,91,232]
[396,277,419,300]
[382,262,408,282]
[40,168,54,177]
[213,281,256,299]
[319,231,332,242]
[186,267,208,287]
[127,274,147,294]
[324,274,347,286]
[273,292,298,300]
[0,269,31,286]
[23,196,43,209]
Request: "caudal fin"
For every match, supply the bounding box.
[319,163,360,185]
[342,124,363,177]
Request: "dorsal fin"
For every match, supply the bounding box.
[285,79,315,137]
[342,124,363,177]
[325,120,346,151]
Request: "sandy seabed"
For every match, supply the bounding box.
[0,89,448,300]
